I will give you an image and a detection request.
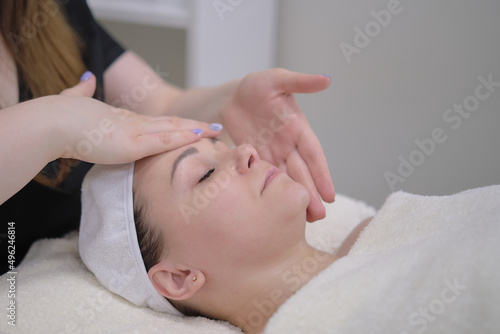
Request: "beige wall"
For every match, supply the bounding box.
[99,0,500,208]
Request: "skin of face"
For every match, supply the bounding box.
[134,137,310,267]
[133,138,310,301]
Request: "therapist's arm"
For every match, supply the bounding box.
[103,51,227,121]
[104,51,236,141]
[0,74,219,205]
[0,96,69,204]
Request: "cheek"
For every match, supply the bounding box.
[194,182,257,236]
[265,177,310,222]
[182,183,264,261]
[177,177,308,266]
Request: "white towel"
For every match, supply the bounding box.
[264,185,500,334]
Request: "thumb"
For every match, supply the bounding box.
[60,71,96,97]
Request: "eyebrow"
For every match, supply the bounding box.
[171,147,198,184]
[169,138,221,184]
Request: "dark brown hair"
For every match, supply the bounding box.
[133,192,165,273]
[0,0,87,187]
[132,190,206,318]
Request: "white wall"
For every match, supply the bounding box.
[99,20,187,87]
[277,0,500,207]
[99,0,500,208]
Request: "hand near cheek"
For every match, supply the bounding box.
[223,69,335,222]
[59,73,221,164]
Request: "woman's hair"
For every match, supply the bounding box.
[132,192,165,273]
[132,190,207,318]
[0,0,87,187]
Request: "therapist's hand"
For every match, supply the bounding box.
[222,69,335,222]
[59,73,221,164]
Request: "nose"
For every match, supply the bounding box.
[234,144,259,174]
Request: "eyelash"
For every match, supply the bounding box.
[198,168,215,183]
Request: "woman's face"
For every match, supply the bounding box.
[133,138,309,273]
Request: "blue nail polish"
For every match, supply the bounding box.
[322,74,331,80]
[80,71,92,81]
[209,123,223,131]
[192,128,203,135]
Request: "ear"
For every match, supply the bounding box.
[148,260,205,301]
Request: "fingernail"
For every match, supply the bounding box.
[80,71,92,81]
[209,123,223,131]
[321,74,331,80]
[192,128,203,135]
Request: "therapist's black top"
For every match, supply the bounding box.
[0,0,125,275]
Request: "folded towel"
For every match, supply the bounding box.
[264,185,500,334]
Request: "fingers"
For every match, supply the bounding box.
[271,69,331,94]
[286,150,326,222]
[133,120,223,159]
[142,117,222,138]
[297,127,335,203]
[60,71,97,97]
[135,130,206,159]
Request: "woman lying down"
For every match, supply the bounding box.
[79,138,500,334]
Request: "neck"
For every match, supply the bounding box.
[224,240,337,334]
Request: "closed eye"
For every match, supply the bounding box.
[198,168,215,183]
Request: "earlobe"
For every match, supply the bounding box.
[148,261,204,301]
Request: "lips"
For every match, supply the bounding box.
[262,166,282,193]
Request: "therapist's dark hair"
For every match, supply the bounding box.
[0,0,87,187]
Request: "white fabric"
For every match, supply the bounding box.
[0,194,374,334]
[264,185,500,334]
[79,163,182,316]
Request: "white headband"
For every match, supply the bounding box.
[79,163,182,316]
